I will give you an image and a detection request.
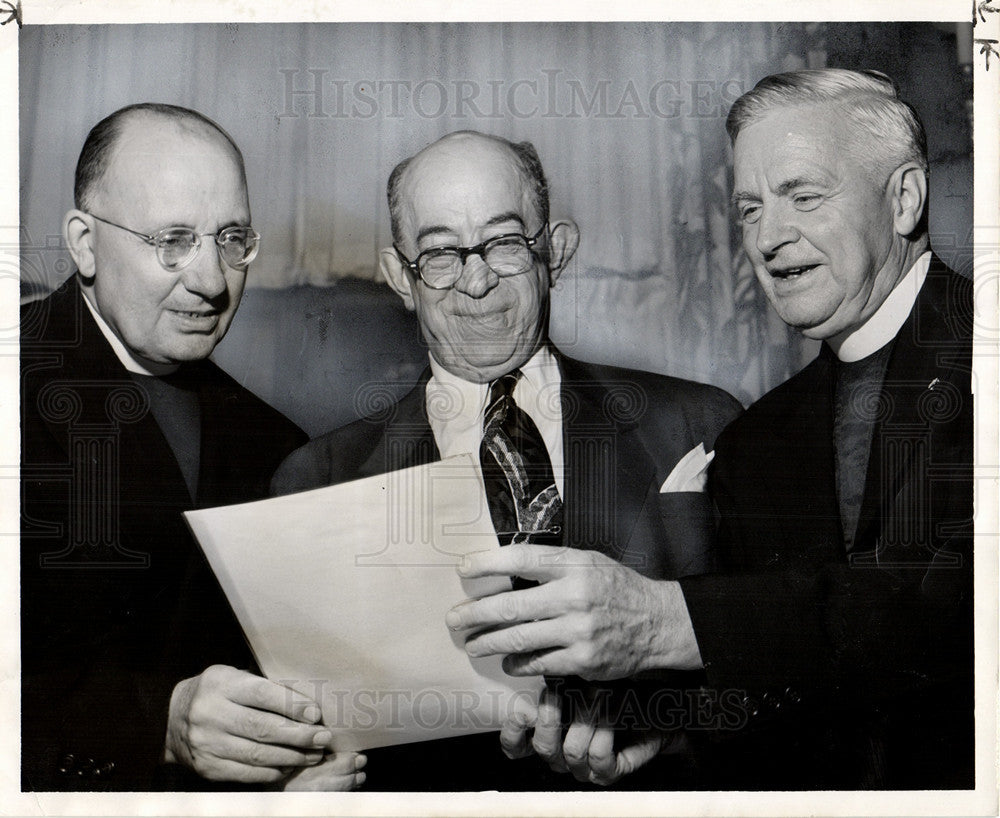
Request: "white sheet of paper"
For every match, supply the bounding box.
[184,453,543,752]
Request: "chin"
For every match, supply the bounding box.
[794,315,856,341]
[161,340,219,364]
[773,302,839,334]
[449,341,516,365]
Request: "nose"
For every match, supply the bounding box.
[180,240,229,300]
[754,202,800,258]
[452,252,500,299]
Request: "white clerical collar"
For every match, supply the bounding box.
[80,287,179,376]
[827,252,931,363]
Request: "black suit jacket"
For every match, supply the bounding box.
[274,353,741,579]
[272,352,742,789]
[680,259,974,789]
[20,276,307,791]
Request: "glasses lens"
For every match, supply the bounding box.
[155,228,199,270]
[484,236,531,276]
[217,227,259,268]
[418,249,462,289]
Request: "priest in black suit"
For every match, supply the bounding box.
[21,103,363,791]
[451,70,974,790]
[271,129,742,789]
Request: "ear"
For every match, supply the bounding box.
[888,163,927,238]
[544,219,580,286]
[63,209,97,281]
[379,246,416,311]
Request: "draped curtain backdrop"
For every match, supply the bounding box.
[20,23,972,432]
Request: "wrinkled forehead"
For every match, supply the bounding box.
[399,136,538,234]
[734,104,850,162]
[733,104,862,185]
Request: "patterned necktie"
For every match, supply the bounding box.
[478,371,563,546]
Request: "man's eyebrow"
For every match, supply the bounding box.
[774,177,823,196]
[731,177,825,206]
[150,219,198,231]
[156,219,248,232]
[416,225,457,244]
[415,212,525,245]
[484,212,525,228]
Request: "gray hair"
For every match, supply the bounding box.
[386,131,550,246]
[726,68,928,181]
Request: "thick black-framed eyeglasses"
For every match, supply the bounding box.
[88,213,260,272]
[394,223,547,290]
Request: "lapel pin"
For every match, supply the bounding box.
[927,377,941,391]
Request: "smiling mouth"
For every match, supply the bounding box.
[454,302,513,319]
[172,309,217,318]
[769,264,819,280]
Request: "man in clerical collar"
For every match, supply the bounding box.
[272,129,741,790]
[450,70,974,790]
[21,103,363,791]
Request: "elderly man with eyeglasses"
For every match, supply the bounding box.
[271,130,741,790]
[20,103,365,792]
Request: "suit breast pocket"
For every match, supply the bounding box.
[657,491,715,579]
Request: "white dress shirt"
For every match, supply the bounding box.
[425,346,565,497]
[827,251,931,363]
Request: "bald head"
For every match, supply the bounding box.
[74,103,246,213]
[387,131,549,247]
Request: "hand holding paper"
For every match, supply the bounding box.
[164,664,341,785]
[447,542,703,679]
[279,751,367,791]
[184,454,542,754]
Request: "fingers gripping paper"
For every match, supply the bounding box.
[184,454,543,752]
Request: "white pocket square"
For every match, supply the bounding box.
[659,443,715,493]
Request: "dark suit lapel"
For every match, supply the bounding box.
[557,356,656,561]
[772,350,843,561]
[357,370,440,476]
[195,362,261,507]
[29,277,190,565]
[607,427,660,568]
[853,260,970,560]
[194,364,233,507]
[78,299,193,550]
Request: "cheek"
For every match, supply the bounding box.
[740,224,760,255]
[223,272,248,313]
[750,264,774,295]
[417,303,454,342]
[816,207,884,263]
[823,236,875,294]
[517,276,548,316]
[98,274,151,327]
